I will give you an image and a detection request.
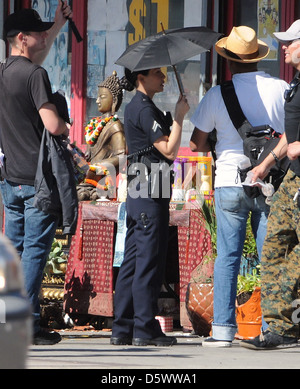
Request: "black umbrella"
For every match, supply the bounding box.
[115,25,222,94]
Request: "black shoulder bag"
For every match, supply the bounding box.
[221,80,290,198]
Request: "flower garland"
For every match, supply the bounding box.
[85,165,113,192]
[85,177,114,192]
[88,165,108,176]
[85,115,118,145]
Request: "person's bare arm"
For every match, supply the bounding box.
[39,103,69,137]
[153,95,190,160]
[190,127,211,153]
[33,1,72,65]
[251,133,288,181]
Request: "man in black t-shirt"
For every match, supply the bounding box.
[0,6,71,345]
[241,21,300,350]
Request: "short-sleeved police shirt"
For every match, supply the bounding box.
[124,90,172,164]
[284,77,300,177]
[0,56,53,185]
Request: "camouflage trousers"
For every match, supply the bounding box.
[261,170,300,338]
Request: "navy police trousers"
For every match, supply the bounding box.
[112,194,170,339]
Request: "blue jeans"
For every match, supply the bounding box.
[212,187,269,341]
[0,180,58,333]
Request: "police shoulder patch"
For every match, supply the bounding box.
[152,120,161,133]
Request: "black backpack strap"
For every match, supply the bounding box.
[220,80,252,139]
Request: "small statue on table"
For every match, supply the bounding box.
[77,71,127,201]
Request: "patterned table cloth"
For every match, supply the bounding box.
[64,201,211,327]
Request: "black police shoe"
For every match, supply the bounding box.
[110,337,132,345]
[33,329,62,345]
[240,330,298,350]
[132,335,177,346]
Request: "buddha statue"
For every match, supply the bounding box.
[77,71,127,201]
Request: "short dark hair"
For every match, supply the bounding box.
[124,68,150,89]
[228,60,258,73]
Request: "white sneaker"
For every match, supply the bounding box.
[202,336,232,348]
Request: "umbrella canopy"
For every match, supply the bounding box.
[115,26,222,72]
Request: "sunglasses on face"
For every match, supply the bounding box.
[284,77,300,102]
[281,39,300,46]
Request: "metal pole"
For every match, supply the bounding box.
[160,22,184,96]
[212,0,219,87]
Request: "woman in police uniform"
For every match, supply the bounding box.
[111,68,189,346]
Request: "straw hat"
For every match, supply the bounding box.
[215,26,270,63]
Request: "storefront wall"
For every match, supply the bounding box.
[0,0,299,150]
[85,0,211,149]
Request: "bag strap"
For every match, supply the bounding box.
[127,145,155,162]
[220,80,253,140]
[0,60,6,163]
[0,59,6,87]
[0,60,7,128]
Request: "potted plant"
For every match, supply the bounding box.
[186,202,261,337]
[237,265,261,304]
[235,213,262,339]
[240,215,259,278]
[235,265,262,340]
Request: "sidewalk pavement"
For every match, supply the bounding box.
[26,330,300,370]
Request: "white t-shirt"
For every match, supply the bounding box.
[190,71,289,187]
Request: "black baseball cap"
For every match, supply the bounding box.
[4,9,54,37]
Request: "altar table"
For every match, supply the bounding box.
[64,201,212,328]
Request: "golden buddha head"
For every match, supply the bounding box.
[97,71,124,115]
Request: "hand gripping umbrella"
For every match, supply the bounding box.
[61,0,83,43]
[115,24,222,95]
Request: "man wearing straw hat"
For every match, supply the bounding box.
[190,26,288,347]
